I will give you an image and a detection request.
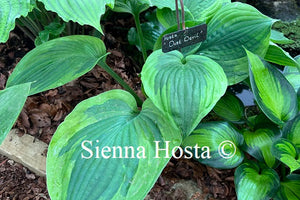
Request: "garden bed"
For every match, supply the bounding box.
[0,1,299,199]
[0,18,237,200]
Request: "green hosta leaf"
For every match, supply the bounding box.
[151,0,230,14]
[274,175,300,200]
[0,0,35,43]
[294,55,300,69]
[284,73,300,91]
[283,114,300,148]
[197,2,275,85]
[270,29,294,45]
[298,89,300,112]
[113,0,149,16]
[178,0,230,22]
[156,8,193,29]
[284,55,300,74]
[284,71,300,93]
[7,35,106,95]
[155,0,230,28]
[47,90,182,200]
[38,0,114,34]
[234,161,280,200]
[141,50,227,137]
[128,13,165,52]
[182,122,244,169]
[242,129,280,168]
[213,92,245,123]
[272,139,300,173]
[264,43,300,67]
[247,113,277,130]
[35,19,66,46]
[283,55,300,92]
[0,83,31,145]
[247,50,298,125]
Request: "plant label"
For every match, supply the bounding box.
[162,24,207,53]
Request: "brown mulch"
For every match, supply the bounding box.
[0,155,49,200]
[0,12,237,200]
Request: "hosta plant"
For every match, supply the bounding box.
[0,0,299,199]
[183,52,300,200]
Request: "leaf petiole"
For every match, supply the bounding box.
[97,59,143,107]
[133,13,147,61]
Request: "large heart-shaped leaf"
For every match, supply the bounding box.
[234,161,280,200]
[7,35,106,95]
[242,129,280,168]
[155,0,230,28]
[272,139,300,173]
[283,114,300,148]
[141,50,227,137]
[0,83,31,145]
[197,2,275,85]
[38,0,114,34]
[0,0,35,43]
[247,50,298,125]
[47,89,182,200]
[264,43,300,68]
[182,122,244,169]
[213,92,245,123]
[274,174,300,200]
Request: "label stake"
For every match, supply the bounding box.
[162,0,207,53]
